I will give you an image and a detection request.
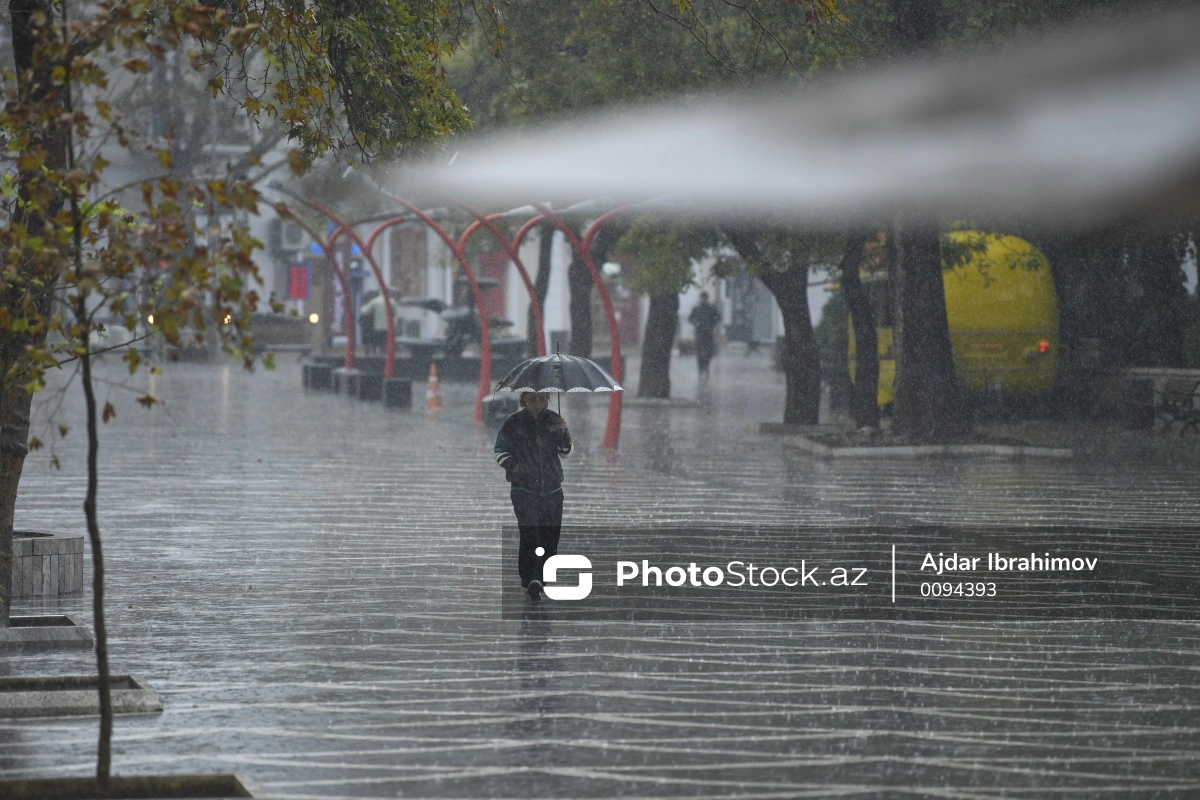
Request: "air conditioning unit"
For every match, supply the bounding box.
[282,221,306,248]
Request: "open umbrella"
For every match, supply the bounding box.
[494,351,623,413]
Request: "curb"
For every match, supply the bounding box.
[781,434,1074,459]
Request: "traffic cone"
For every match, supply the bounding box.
[424,362,443,411]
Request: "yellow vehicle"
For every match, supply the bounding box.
[849,231,1059,406]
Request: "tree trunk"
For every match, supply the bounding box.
[0,381,31,629]
[568,221,626,358]
[838,231,880,429]
[892,220,968,440]
[2,0,70,628]
[527,222,554,356]
[79,339,113,782]
[567,223,592,358]
[639,293,678,398]
[760,269,822,426]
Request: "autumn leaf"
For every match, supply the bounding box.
[286,149,308,175]
[102,402,116,423]
[28,436,43,451]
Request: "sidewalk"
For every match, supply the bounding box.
[2,352,1198,798]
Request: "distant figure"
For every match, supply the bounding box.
[688,292,722,377]
[358,291,387,355]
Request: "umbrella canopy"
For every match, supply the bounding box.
[495,353,623,394]
[398,296,447,314]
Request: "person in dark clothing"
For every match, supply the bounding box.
[688,291,722,377]
[494,392,571,600]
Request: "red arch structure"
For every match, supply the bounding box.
[380,192,494,423]
[277,210,356,371]
[455,202,546,358]
[533,203,636,449]
[273,186,399,380]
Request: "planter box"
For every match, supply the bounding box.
[384,379,413,409]
[301,364,332,390]
[332,367,359,395]
[0,674,161,719]
[13,531,84,598]
[356,373,384,401]
[0,773,261,799]
[0,615,93,652]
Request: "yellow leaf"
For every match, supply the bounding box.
[286,149,308,175]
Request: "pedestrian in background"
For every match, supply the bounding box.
[494,392,571,600]
[689,291,722,378]
[358,290,386,355]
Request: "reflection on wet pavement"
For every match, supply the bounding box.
[3,355,1199,798]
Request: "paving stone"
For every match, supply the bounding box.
[1,355,1198,798]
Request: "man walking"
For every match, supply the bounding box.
[495,392,571,600]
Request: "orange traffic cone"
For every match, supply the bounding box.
[424,362,443,411]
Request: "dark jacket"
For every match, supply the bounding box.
[494,408,572,494]
[689,302,721,341]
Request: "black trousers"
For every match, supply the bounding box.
[511,488,564,587]
[696,335,716,373]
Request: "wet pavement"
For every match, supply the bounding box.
[3,348,1200,798]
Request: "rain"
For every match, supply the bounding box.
[2,2,1200,799]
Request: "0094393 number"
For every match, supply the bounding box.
[920,582,996,598]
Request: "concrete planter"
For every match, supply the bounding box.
[356,373,385,401]
[383,379,413,409]
[0,774,261,799]
[331,367,359,395]
[301,364,332,390]
[13,532,84,598]
[0,615,93,652]
[0,674,161,719]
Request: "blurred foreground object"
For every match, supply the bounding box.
[403,8,1200,225]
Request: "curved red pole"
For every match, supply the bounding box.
[365,214,412,258]
[382,194,493,424]
[277,191,398,381]
[456,208,546,357]
[513,215,546,250]
[281,210,356,371]
[324,223,395,379]
[533,203,634,449]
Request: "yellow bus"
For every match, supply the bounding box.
[850,231,1059,406]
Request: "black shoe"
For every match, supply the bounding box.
[525,580,543,601]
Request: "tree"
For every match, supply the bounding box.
[833,230,879,428]
[725,228,842,425]
[527,221,555,355]
[1,0,467,785]
[444,0,857,364]
[1032,224,1197,374]
[616,219,718,398]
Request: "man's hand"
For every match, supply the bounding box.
[556,417,568,430]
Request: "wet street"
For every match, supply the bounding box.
[3,351,1200,799]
